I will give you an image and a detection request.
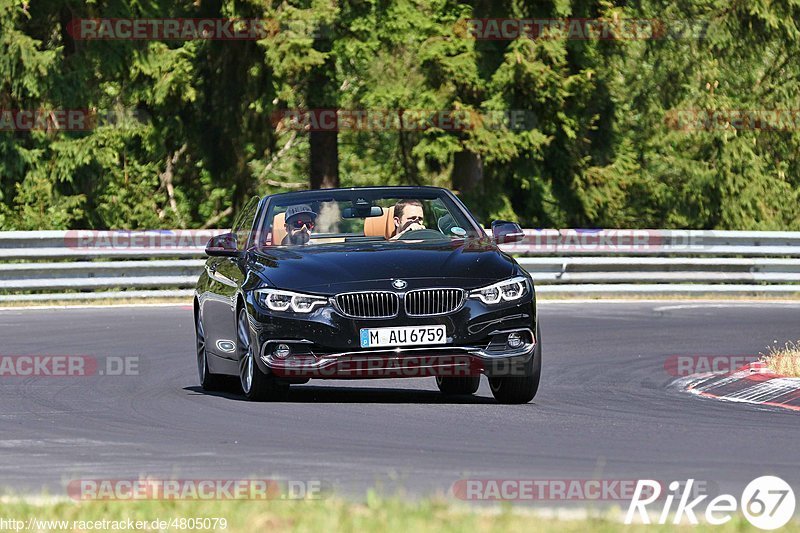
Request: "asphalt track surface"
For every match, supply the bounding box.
[1,301,799,503]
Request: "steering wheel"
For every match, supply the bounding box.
[397,229,447,241]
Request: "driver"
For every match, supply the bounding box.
[390,199,426,240]
[282,204,317,245]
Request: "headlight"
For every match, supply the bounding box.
[469,276,529,305]
[255,288,328,313]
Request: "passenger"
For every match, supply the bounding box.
[282,204,317,245]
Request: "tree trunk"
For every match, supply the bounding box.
[451,150,483,193]
[310,130,339,189]
[308,23,339,190]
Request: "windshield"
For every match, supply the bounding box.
[257,189,482,248]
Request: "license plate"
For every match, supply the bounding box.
[360,325,446,348]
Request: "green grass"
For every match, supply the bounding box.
[1,495,798,532]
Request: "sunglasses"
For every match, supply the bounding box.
[290,219,315,229]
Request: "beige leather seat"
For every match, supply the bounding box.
[272,212,287,245]
[274,207,395,244]
[363,208,395,239]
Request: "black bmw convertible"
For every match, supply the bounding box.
[194,186,541,403]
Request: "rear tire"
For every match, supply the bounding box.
[196,311,225,391]
[238,307,289,401]
[435,376,480,395]
[489,324,541,404]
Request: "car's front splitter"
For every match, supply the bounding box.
[257,343,536,380]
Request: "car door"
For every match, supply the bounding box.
[202,196,261,360]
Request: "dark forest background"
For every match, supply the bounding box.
[2,0,799,230]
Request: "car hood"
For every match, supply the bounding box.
[248,239,518,294]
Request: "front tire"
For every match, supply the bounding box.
[237,307,289,401]
[489,324,542,404]
[435,376,480,395]
[196,311,225,391]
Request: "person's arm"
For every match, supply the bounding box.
[391,220,426,240]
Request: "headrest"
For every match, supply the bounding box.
[272,212,287,245]
[363,207,396,239]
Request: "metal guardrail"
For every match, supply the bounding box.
[1,229,800,301]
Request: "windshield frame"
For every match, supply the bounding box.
[249,186,485,249]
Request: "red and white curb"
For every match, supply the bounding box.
[676,362,800,411]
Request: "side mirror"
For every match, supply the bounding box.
[205,232,238,257]
[491,220,524,244]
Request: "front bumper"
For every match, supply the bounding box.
[246,294,537,379]
[260,343,535,379]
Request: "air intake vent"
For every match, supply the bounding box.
[335,292,399,318]
[404,288,465,317]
